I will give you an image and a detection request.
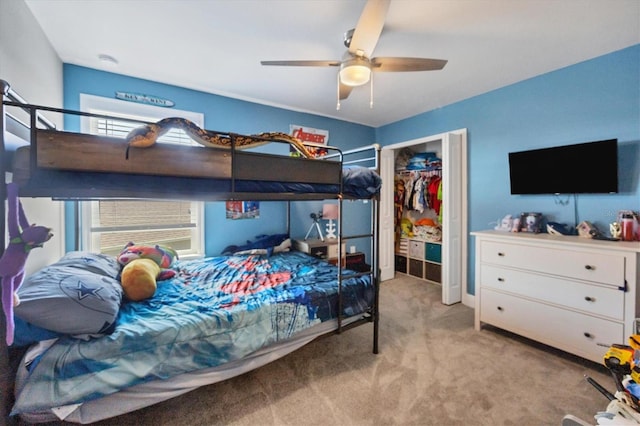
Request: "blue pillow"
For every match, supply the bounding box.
[55,251,120,278]
[12,316,62,347]
[14,252,123,338]
[342,166,382,198]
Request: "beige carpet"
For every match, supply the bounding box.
[25,274,614,426]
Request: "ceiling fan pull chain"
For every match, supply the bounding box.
[369,73,374,109]
[336,73,341,110]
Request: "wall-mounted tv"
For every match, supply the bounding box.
[508,139,618,195]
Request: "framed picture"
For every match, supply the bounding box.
[226,201,260,220]
[519,212,543,233]
[289,124,329,158]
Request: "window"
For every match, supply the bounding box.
[79,94,204,258]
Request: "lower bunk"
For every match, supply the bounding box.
[10,250,377,423]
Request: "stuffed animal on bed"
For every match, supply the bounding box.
[1,183,53,345]
[221,234,290,256]
[117,243,178,301]
[233,238,292,256]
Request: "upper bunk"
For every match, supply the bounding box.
[1,80,381,203]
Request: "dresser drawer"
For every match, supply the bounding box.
[480,264,624,320]
[480,240,625,287]
[480,289,621,362]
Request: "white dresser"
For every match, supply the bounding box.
[472,230,640,363]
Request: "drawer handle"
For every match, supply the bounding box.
[584,296,595,302]
[497,252,505,257]
[584,265,595,271]
[584,332,594,339]
[497,306,503,311]
[497,277,505,282]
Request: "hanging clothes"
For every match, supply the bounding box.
[394,178,405,228]
[428,176,442,216]
[398,167,442,214]
[403,175,414,210]
[412,176,426,213]
[437,179,443,222]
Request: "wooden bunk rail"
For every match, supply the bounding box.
[0,100,354,202]
[35,129,232,179]
[2,100,347,165]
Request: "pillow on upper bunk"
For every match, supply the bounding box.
[14,252,123,338]
[342,166,382,198]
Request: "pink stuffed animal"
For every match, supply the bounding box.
[0,183,53,345]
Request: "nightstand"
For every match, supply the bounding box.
[329,252,370,272]
[293,238,345,260]
[293,239,369,272]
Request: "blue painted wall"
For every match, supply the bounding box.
[377,44,640,294]
[62,44,640,296]
[62,65,376,256]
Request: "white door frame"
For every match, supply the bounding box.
[379,129,469,306]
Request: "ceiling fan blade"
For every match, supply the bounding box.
[339,82,354,100]
[371,57,448,72]
[260,60,341,67]
[348,0,390,57]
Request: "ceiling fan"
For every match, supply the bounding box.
[260,0,447,109]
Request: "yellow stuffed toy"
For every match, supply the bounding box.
[400,218,414,237]
[120,259,161,301]
[117,243,178,301]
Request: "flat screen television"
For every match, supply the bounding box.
[508,139,618,194]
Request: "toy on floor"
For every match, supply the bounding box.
[117,243,178,301]
[0,183,53,345]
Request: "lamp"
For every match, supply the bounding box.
[339,57,371,87]
[322,203,339,239]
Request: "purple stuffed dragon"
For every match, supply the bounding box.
[0,183,53,345]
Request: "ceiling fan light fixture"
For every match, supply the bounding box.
[339,57,371,86]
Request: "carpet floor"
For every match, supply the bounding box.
[23,274,615,426]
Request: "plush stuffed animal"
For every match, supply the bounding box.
[118,242,178,269]
[221,234,290,256]
[233,238,292,256]
[400,218,413,237]
[117,243,177,301]
[120,259,163,301]
[0,183,53,345]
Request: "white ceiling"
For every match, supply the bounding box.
[25,0,640,128]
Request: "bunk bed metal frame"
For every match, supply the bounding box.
[0,79,380,424]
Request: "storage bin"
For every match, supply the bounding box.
[425,243,442,263]
[425,263,442,283]
[409,259,424,278]
[395,255,407,273]
[409,240,425,259]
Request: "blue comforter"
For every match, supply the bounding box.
[12,252,373,414]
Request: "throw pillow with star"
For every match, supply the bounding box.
[14,252,123,339]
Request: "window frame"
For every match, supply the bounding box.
[78,94,205,259]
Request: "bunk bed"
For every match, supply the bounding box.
[0,80,381,424]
